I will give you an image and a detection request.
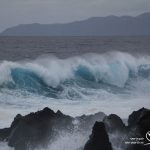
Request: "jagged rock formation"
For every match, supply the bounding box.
[84,121,113,150]
[0,107,150,150]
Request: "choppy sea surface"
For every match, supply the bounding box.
[0,36,150,150]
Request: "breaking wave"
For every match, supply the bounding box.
[0,51,150,98]
[1,51,150,150]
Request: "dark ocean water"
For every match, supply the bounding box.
[0,36,150,60]
[0,36,150,150]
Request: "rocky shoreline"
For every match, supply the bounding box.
[0,107,150,150]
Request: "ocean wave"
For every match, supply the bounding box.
[0,51,150,98]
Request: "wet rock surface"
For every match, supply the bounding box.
[0,107,150,150]
[84,121,113,150]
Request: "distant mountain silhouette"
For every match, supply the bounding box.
[1,13,150,36]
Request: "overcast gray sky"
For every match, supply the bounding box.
[0,0,150,32]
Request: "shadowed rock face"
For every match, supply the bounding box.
[0,107,105,150]
[84,108,150,150]
[0,107,74,150]
[0,107,150,150]
[103,114,127,150]
[138,110,150,138]
[76,112,106,133]
[104,114,126,133]
[128,108,150,150]
[128,108,149,127]
[0,114,22,141]
[84,122,113,150]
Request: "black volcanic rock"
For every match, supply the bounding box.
[84,121,113,150]
[0,128,11,141]
[129,108,150,150]
[104,114,126,133]
[1,107,150,150]
[1,13,150,36]
[122,108,150,150]
[0,108,106,150]
[0,107,73,150]
[76,112,106,132]
[128,107,149,127]
[103,114,127,150]
[138,110,150,136]
[84,108,150,150]
[0,114,22,141]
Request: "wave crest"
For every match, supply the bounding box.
[0,51,150,98]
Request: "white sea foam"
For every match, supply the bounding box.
[0,51,149,88]
[0,51,150,150]
[0,142,13,150]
